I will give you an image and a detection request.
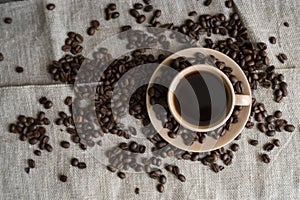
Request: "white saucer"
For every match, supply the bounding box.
[146,48,252,152]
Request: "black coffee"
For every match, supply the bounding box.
[173,71,230,126]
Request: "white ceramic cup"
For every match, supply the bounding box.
[167,64,252,132]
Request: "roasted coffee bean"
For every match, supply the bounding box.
[283,22,289,27]
[0,53,3,61]
[28,159,35,168]
[34,150,41,156]
[249,139,258,146]
[257,123,266,133]
[284,124,295,132]
[154,10,161,18]
[129,141,138,152]
[65,96,72,106]
[263,142,275,151]
[266,130,275,137]
[225,0,233,8]
[274,110,282,118]
[144,5,153,12]
[143,0,151,4]
[87,27,96,36]
[46,3,55,10]
[118,172,126,179]
[177,174,186,182]
[24,167,30,174]
[204,0,212,6]
[269,36,276,44]
[188,11,197,17]
[71,158,79,166]
[210,163,220,173]
[165,165,173,172]
[121,25,131,31]
[159,175,167,184]
[44,100,53,109]
[136,15,146,24]
[4,17,12,24]
[107,3,116,11]
[45,144,53,152]
[39,96,48,104]
[107,165,116,173]
[60,141,70,148]
[130,9,140,18]
[261,154,270,163]
[230,143,239,152]
[172,165,180,176]
[78,162,87,169]
[157,184,164,193]
[272,139,280,147]
[266,115,275,123]
[134,3,143,9]
[111,12,120,19]
[138,145,146,154]
[29,138,39,145]
[59,175,68,182]
[91,20,100,28]
[135,187,140,195]
[15,66,24,73]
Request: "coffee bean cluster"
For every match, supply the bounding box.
[87,20,100,36]
[61,32,84,55]
[105,3,120,20]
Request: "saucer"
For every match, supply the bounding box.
[146,48,252,152]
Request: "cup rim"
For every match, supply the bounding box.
[167,64,235,132]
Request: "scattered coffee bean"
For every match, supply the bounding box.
[107,3,116,11]
[44,100,53,109]
[87,27,96,36]
[263,143,275,151]
[15,66,24,73]
[25,167,30,174]
[59,175,68,182]
[46,3,56,10]
[60,141,70,148]
[204,0,212,6]
[230,143,239,152]
[284,124,295,132]
[118,172,126,179]
[159,175,167,184]
[78,162,87,169]
[34,150,41,156]
[134,3,143,10]
[249,139,258,146]
[39,96,48,104]
[0,53,3,61]
[71,158,79,166]
[266,130,275,137]
[45,144,53,152]
[111,12,120,19]
[91,20,100,29]
[157,184,164,193]
[274,110,282,118]
[283,22,289,27]
[177,174,186,182]
[4,17,12,24]
[261,154,270,163]
[28,159,35,168]
[144,5,153,12]
[269,36,276,44]
[135,187,140,194]
[143,0,151,4]
[64,96,72,106]
[272,139,280,147]
[136,15,146,24]
[188,11,197,17]
[225,0,233,8]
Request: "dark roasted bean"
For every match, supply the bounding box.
[284,124,295,132]
[0,53,3,61]
[39,96,47,104]
[60,141,70,148]
[4,17,12,24]
[154,10,161,18]
[204,0,212,6]
[107,3,116,11]
[272,139,280,147]
[144,5,153,12]
[65,96,72,106]
[134,187,140,194]
[283,22,289,27]
[261,154,270,163]
[143,0,151,4]
[269,36,276,44]
[188,11,197,17]
[130,9,140,18]
[274,110,282,118]
[87,27,96,36]
[44,101,53,109]
[178,174,186,182]
[210,163,220,173]
[15,66,24,73]
[266,130,275,137]
[46,3,55,10]
[118,171,126,179]
[263,143,275,151]
[25,167,30,174]
[159,175,167,184]
[59,175,68,182]
[225,0,233,8]
[28,159,35,168]
[230,143,239,152]
[134,3,143,9]
[78,162,87,169]
[71,158,79,166]
[136,15,146,24]
[249,139,258,146]
[45,144,53,152]
[157,184,164,193]
[91,20,100,28]
[111,12,120,19]
[34,150,41,156]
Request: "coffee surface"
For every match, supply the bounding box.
[173,71,229,126]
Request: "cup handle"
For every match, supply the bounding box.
[235,94,252,106]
